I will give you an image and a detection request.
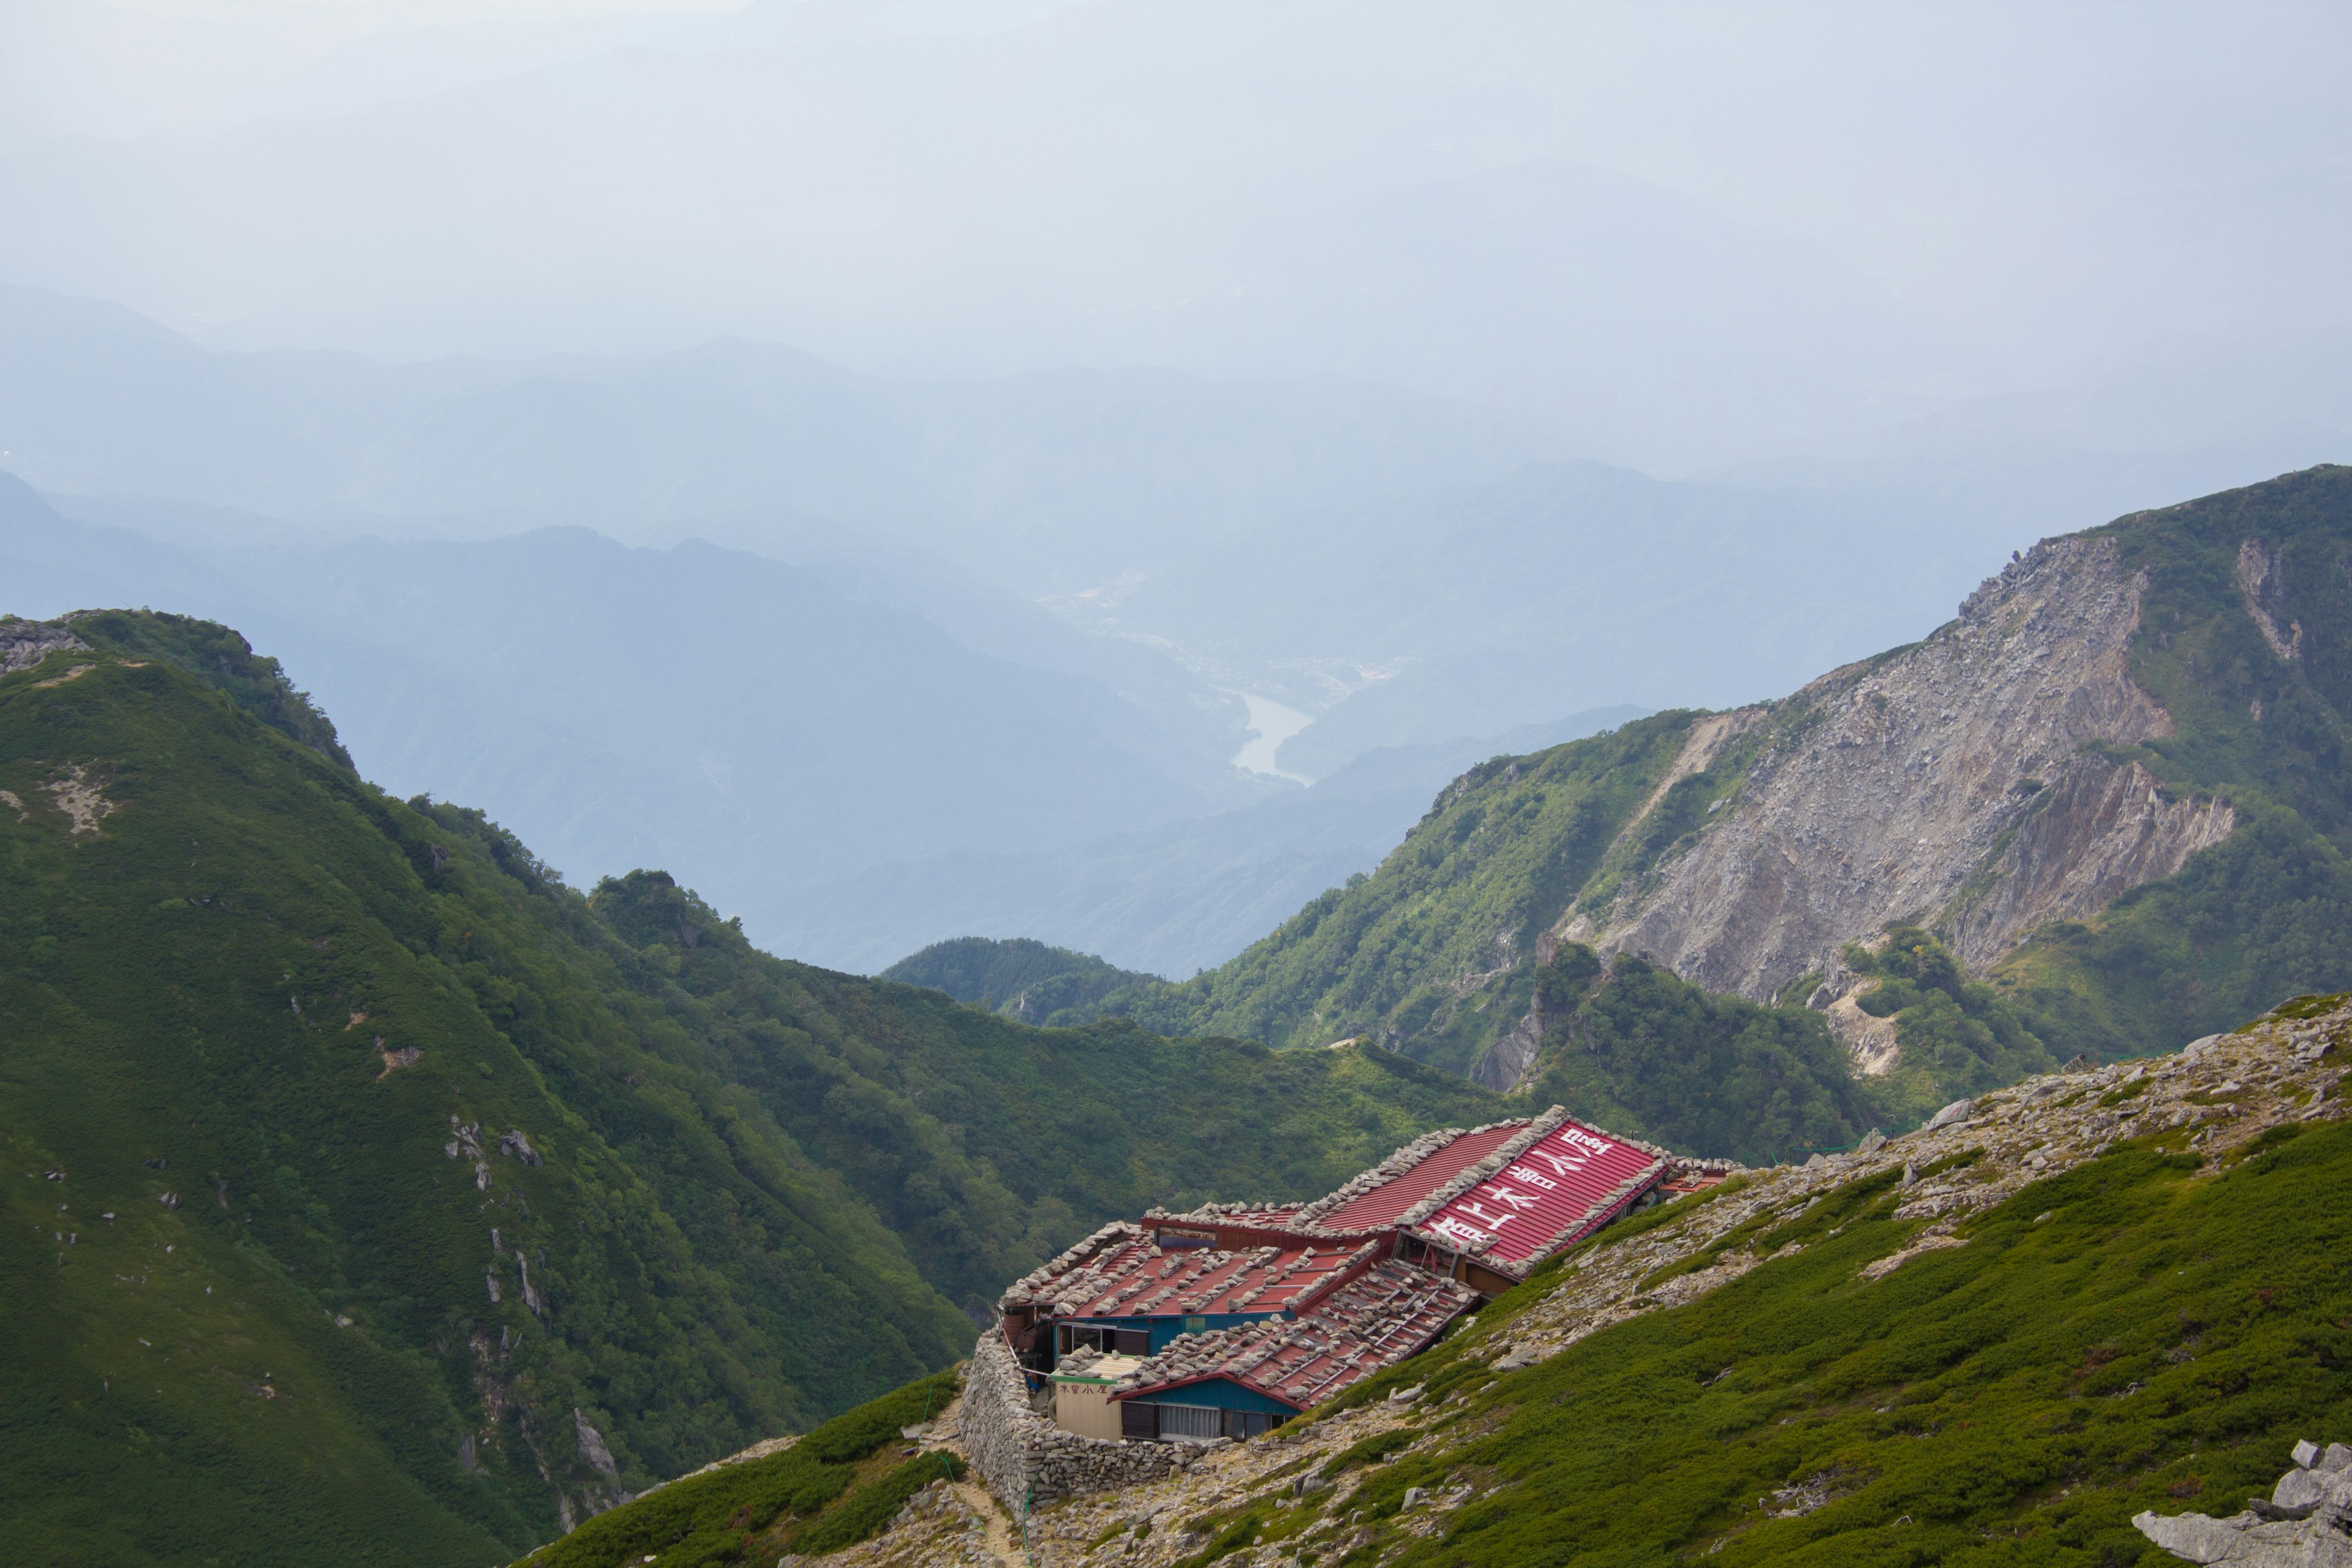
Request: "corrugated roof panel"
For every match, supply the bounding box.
[1419,1117,1663,1264]
[1109,1257,1477,1412]
[1317,1123,1524,1230]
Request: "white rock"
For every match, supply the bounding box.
[1923,1099,1975,1133]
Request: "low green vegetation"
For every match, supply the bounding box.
[0,622,1510,1566]
[1980,467,2352,1061]
[1187,1117,2352,1566]
[70,607,355,768]
[880,936,1162,1025]
[1519,948,1881,1166]
[1089,714,1701,1060]
[521,1369,963,1568]
[1841,925,2059,1124]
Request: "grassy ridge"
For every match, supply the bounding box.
[1091,713,1698,1063]
[523,1368,965,1568]
[879,935,1161,1024]
[1178,1118,2352,1566]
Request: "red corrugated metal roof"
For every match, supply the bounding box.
[1316,1123,1525,1230]
[1417,1117,1662,1265]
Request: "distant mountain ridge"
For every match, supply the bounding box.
[1068,467,2352,1111]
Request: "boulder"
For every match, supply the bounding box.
[2138,1440,2352,1564]
[1923,1099,1975,1133]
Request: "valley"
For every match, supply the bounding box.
[7,11,2348,1564]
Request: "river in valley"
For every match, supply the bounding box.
[1231,693,1315,783]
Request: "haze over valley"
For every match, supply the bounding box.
[4,6,2352,1566]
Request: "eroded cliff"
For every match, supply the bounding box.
[1569,533,2231,1001]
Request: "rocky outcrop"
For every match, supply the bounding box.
[1471,997,1548,1091]
[0,617,90,675]
[1570,535,2223,1003]
[1945,757,2234,968]
[2138,1438,2352,1564]
[2237,537,2304,664]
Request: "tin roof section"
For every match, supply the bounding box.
[1412,1117,1667,1273]
[1109,1259,1477,1412]
[1001,1234,1386,1321]
[1311,1122,1529,1230]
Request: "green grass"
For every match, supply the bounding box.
[520,1369,962,1568]
[1238,1118,2352,1566]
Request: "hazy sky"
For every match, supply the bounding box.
[3,1,2347,469]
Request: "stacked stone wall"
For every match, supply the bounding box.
[958,1334,1212,1513]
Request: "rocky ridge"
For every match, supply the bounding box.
[814,997,2350,1567]
[1564,534,2233,1007]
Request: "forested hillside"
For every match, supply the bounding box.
[878,937,1161,1025]
[0,612,1506,1567]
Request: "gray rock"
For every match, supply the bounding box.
[2321,1444,2352,1474]
[1856,1129,1888,1155]
[2294,1439,2322,1469]
[1403,1487,1428,1509]
[1923,1099,1975,1133]
[574,1408,622,1482]
[1494,1346,1537,1371]
[2135,1507,2352,1564]
[2274,1467,2330,1510]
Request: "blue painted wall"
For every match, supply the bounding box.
[1126,1378,1298,1415]
[1066,1311,1283,1354]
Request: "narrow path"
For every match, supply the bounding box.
[948,1479,1028,1567]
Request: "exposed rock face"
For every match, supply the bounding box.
[1945,757,2234,969]
[1573,535,2226,1002]
[1470,997,1546,1091]
[0,617,91,675]
[2236,537,2304,664]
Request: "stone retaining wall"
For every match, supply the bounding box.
[958,1333,1212,1513]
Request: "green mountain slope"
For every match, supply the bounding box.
[0,616,1507,1567]
[1992,466,2352,1057]
[930,1000,2352,1568]
[1060,467,2352,1145]
[879,936,1163,1025]
[1067,716,1902,1158]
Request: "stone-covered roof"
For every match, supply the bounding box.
[1002,1232,1387,1321]
[1108,1259,1477,1412]
[1145,1202,1310,1231]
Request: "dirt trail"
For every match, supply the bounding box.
[949,1478,1027,1566]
